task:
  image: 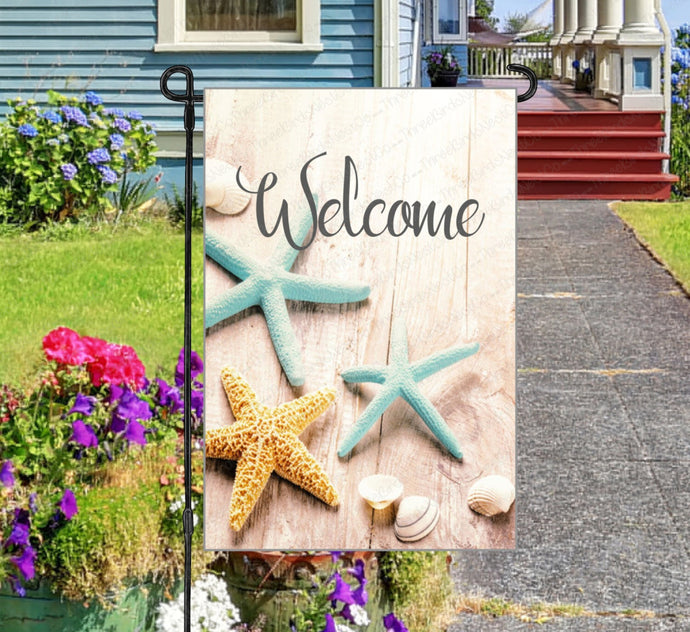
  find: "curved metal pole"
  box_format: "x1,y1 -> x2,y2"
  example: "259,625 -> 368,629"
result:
160,65 -> 203,632
507,63 -> 539,102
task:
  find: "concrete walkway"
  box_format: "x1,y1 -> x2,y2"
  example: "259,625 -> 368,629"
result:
449,200 -> 690,630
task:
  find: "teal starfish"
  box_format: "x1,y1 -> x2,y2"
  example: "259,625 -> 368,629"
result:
206,210 -> 370,386
338,318 -> 479,459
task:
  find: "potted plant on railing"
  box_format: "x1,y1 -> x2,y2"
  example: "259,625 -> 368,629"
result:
424,46 -> 463,87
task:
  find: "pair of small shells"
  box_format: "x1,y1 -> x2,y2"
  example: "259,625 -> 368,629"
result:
205,158 -> 251,215
358,475 -> 439,543
467,475 -> 515,517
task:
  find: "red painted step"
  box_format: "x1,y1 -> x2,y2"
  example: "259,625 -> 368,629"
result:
518,110 -> 663,131
518,151 -> 668,174
517,110 -> 676,200
518,129 -> 664,153
518,172 -> 677,200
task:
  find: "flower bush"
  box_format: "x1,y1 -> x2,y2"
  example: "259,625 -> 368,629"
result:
0,91 -> 157,227
670,24 -> 690,197
291,552 -> 408,632
155,572 -> 241,632
0,327 -> 203,598
423,46 -> 462,83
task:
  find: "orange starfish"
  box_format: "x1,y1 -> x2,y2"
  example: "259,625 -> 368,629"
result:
206,367 -> 339,531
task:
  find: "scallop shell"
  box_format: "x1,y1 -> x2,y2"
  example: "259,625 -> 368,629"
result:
394,496 -> 439,542
467,475 -> 515,517
205,158 -> 251,215
358,474 -> 403,510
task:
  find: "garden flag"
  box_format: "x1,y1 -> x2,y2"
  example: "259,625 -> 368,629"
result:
203,89 -> 516,550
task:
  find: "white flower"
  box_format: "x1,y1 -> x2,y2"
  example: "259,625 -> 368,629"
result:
348,604 -> 370,626
155,573 -> 241,632
335,624 -> 357,632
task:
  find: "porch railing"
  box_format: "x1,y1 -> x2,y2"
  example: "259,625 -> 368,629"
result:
468,43 -> 552,79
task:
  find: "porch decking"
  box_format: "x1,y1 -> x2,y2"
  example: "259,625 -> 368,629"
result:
465,78 -> 618,111
462,79 -> 676,200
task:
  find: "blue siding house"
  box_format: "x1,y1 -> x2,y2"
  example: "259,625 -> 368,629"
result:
0,0 -> 469,185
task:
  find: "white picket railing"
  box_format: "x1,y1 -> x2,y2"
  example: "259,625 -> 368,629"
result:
468,43 -> 552,79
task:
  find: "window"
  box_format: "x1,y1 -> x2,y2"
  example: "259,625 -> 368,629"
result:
156,0 -> 322,52
633,58 -> 652,91
427,0 -> 467,44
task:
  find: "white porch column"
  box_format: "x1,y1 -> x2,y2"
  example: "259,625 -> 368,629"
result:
550,0 -> 565,79
561,0 -> 577,43
560,0 -> 578,82
573,0 -> 596,43
592,0 -> 622,43
618,0 -> 662,42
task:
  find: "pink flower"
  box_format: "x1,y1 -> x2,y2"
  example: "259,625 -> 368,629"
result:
42,327 -> 89,366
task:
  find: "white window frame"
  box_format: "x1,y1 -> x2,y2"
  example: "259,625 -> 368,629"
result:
155,0 -> 323,52
427,0 -> 467,44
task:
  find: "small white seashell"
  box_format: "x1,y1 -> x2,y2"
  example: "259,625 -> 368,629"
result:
205,158 -> 251,215
394,496 -> 439,542
467,475 -> 515,517
358,474 -> 403,510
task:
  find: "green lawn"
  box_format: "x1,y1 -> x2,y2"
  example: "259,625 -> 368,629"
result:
612,201 -> 690,293
0,222 -> 203,385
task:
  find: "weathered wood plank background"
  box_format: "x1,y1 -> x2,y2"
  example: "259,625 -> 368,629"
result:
204,89 -> 516,550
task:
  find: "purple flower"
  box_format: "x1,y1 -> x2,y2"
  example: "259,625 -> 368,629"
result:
190,389 -> 204,419
58,489 -> 78,520
155,378 -> 183,413
352,583 -> 368,606
97,165 -> 118,185
104,107 -> 125,117
14,508 -> 30,526
68,393 -> 96,416
175,349 -> 204,387
383,613 -> 409,632
124,420 -> 147,445
0,460 -> 15,488
8,575 -> 26,597
61,105 -> 89,127
87,148 -> 110,164
18,124 -> 38,137
322,613 -> 337,632
60,163 -> 78,181
6,522 -> 30,548
112,117 -> 131,133
11,546 -> 37,580
84,91 -> 103,106
97,165 -> 118,184
71,420 -> 99,448
109,133 -> 125,150
331,551 -> 343,563
29,493 -> 38,513
114,388 -> 152,422
128,110 -> 143,120
348,559 -> 366,585
328,572 -> 355,605
41,110 -> 62,124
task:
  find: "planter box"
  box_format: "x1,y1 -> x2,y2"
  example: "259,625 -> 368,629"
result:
0,581 -> 170,632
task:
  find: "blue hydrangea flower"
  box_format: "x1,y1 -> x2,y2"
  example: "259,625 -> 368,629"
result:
87,148 -> 111,164
84,91 -> 103,106
97,165 -> 118,184
104,107 -> 125,117
17,124 -> 38,137
46,138 -> 60,146
109,133 -> 125,150
41,110 -> 62,124
112,117 -> 131,133
128,110 -> 143,120
60,105 -> 89,127
60,163 -> 78,181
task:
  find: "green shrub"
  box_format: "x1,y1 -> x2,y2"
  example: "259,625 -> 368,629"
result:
671,25 -> 690,198
165,182 -> 203,228
0,91 -> 156,228
379,551 -> 456,632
